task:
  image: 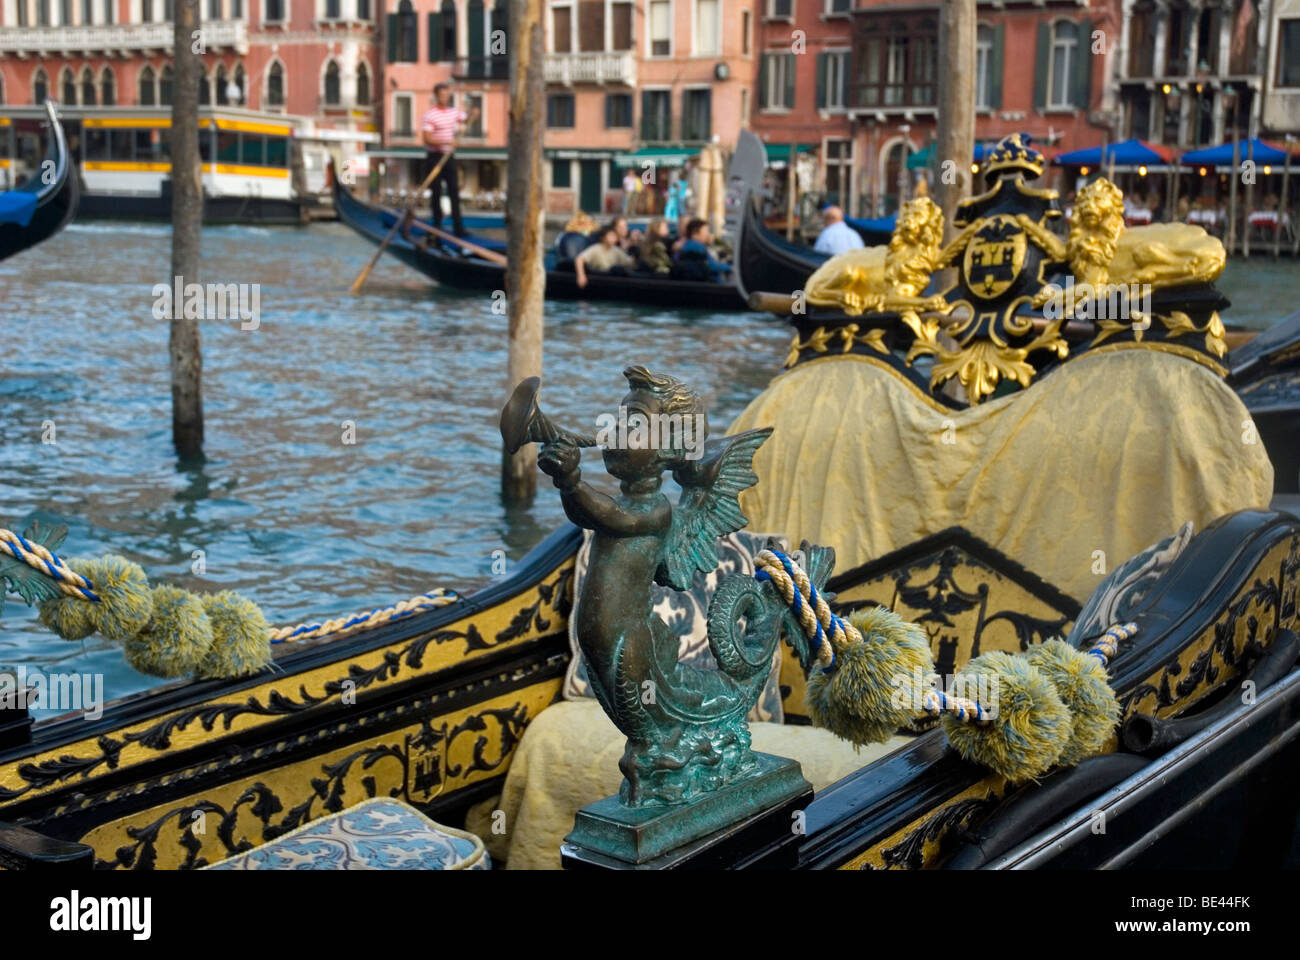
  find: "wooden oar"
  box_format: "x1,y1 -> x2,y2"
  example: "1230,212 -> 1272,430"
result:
350,144 -> 457,294
403,214 -> 508,266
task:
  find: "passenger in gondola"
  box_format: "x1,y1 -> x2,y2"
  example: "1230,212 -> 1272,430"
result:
813,205 -> 865,255
575,225 -> 636,288
671,216 -> 692,255
637,219 -> 673,276
673,218 -> 731,282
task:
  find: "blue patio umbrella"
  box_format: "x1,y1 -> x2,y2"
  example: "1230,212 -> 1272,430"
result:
1053,138 -> 1173,167
1179,138 -> 1295,167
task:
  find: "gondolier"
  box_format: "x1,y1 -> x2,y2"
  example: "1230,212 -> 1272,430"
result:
421,82 -> 480,237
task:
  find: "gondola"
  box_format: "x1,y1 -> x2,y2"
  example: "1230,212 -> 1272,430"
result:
2,134 -> 1298,873
333,168 -> 747,311
0,101 -> 78,262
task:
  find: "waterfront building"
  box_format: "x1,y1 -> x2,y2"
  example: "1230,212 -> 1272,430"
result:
0,0 -> 379,207
371,0 -> 509,205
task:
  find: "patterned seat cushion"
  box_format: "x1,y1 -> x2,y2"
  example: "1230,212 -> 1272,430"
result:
563,529 -> 788,724
206,797 -> 489,870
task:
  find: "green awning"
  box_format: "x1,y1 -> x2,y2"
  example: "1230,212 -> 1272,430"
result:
905,143 -> 934,170
367,145 -> 425,158
612,147 -> 697,169
764,143 -> 814,164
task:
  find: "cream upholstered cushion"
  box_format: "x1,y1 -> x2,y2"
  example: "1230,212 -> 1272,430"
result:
464,699 -> 910,870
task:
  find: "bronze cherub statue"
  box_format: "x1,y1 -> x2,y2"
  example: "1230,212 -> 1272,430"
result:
502,366 -> 832,807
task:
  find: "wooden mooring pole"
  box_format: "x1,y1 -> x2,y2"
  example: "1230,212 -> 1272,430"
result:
170,0 -> 204,462
934,0 -> 975,277
502,0 -> 545,502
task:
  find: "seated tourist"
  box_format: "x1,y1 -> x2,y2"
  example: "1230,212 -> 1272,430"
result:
575,226 -> 636,288
637,219 -> 673,276
813,205 -> 865,255
673,218 -> 731,282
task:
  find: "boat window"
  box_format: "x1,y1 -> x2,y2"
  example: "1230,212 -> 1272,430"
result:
265,136 -> 288,166
134,128 -> 168,161
84,127 -> 109,161
216,130 -> 239,163
240,134 -> 265,165
199,129 -> 213,163
109,129 -> 134,161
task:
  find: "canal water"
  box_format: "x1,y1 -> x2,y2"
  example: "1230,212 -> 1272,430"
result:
0,220 -> 791,712
0,220 -> 1296,714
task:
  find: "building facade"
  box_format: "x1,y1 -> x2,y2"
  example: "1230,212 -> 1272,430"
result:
0,0 -> 379,140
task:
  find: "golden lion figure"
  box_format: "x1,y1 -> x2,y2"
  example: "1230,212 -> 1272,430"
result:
805,196 -> 952,318
1023,177 -> 1225,313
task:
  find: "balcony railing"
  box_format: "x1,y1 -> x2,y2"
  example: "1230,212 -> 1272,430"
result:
544,51 -> 636,86
0,20 -> 248,56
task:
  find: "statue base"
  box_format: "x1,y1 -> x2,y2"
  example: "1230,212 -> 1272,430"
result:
561,752 -> 812,869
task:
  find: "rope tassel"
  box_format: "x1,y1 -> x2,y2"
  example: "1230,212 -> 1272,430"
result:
4,527 -> 460,682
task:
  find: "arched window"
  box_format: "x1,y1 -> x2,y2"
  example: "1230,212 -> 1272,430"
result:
33,68 -> 49,104
81,67 -> 96,105
396,0 -> 417,61
199,70 -> 211,104
0,75 -> 6,106
102,0 -> 112,22
323,59 -> 340,105
159,64 -> 174,104
215,63 -> 229,104
59,0 -> 71,25
82,0 -> 93,24
264,0 -> 282,21
207,0 -> 220,18
356,0 -> 368,18
100,66 -> 115,105
142,0 -> 152,20
60,67 -> 76,104
233,63 -> 245,104
138,64 -> 156,105
1048,20 -> 1079,109
266,60 -> 284,106
36,0 -> 50,25
325,0 -> 339,17
355,61 -> 369,105
164,0 -> 173,18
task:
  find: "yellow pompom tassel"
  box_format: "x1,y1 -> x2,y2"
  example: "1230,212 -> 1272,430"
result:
81,555 -> 153,643
124,584 -> 214,679
942,651 -> 1073,783
1026,638 -> 1120,766
37,558 -> 99,640
196,591 -> 272,679
805,606 -> 935,745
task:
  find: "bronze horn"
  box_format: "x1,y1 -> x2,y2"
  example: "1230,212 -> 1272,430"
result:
500,377 -> 598,456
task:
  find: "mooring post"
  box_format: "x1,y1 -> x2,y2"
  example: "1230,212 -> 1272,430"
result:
502,0 -> 545,503
934,0 -> 975,285
170,0 -> 204,462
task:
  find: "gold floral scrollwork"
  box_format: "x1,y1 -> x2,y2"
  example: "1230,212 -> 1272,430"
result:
785,323 -> 890,368
1161,310 -> 1227,358
918,319 -> 1069,403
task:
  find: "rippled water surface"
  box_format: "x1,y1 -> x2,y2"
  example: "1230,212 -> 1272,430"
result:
1,221 -> 1297,712
0,220 -> 790,710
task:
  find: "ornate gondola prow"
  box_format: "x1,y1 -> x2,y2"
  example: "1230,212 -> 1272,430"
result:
788,133 -> 1231,404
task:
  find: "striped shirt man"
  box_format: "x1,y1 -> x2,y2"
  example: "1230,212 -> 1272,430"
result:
421,105 -> 465,150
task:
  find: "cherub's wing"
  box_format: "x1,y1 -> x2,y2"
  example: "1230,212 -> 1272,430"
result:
655,428 -> 773,591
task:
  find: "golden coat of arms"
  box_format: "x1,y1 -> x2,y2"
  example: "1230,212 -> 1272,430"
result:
962,214 -> 1028,301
